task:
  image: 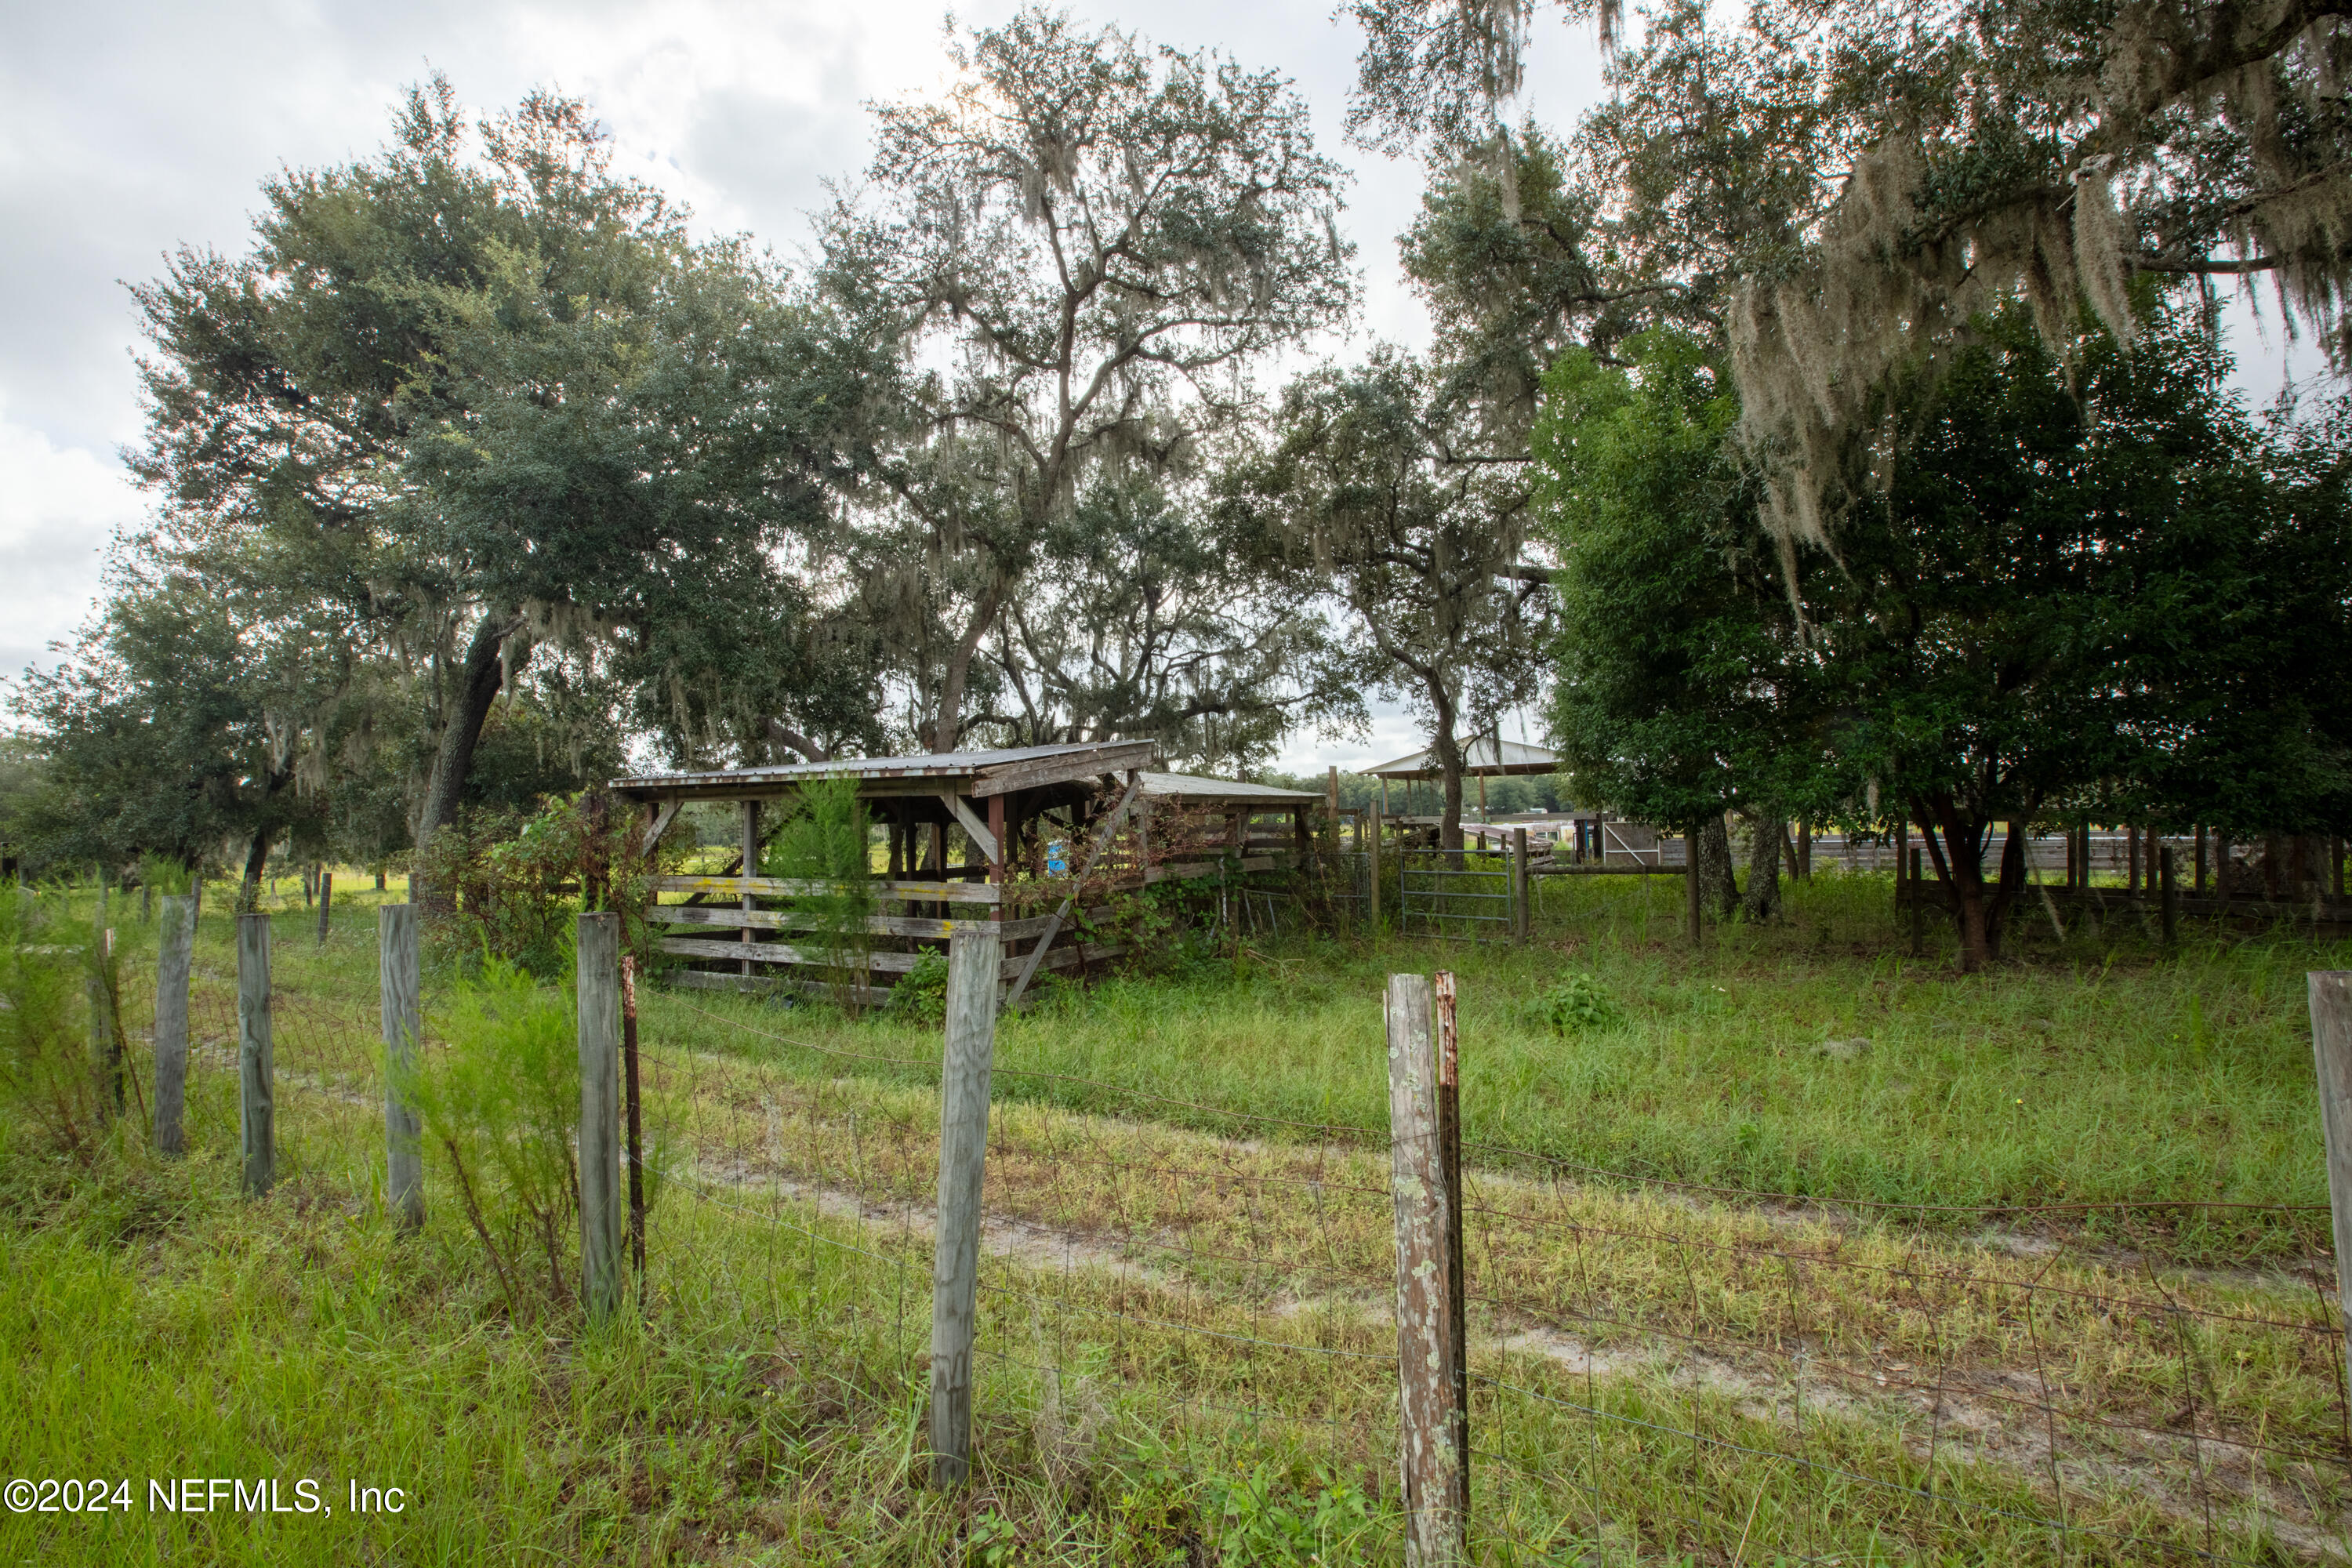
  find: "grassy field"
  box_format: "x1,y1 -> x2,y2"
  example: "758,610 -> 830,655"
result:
0,868 -> 2346,1563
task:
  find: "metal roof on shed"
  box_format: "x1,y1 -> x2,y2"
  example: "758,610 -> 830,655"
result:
1361,737 -> 1560,779
1136,771 -> 1319,804
612,739 -> 1156,800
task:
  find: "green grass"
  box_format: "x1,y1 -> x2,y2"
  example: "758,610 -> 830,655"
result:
657,869 -> 2346,1264
2,868 -> 2346,1563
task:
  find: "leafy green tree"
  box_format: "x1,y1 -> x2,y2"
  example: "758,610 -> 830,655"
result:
975,476 -> 1361,775
820,6 -> 1357,753
1351,0 -> 2352,546
12,531 -> 372,898
1534,331 -> 1827,918
128,80 -> 865,868
1538,302 -> 2352,967
1226,349 -> 1553,850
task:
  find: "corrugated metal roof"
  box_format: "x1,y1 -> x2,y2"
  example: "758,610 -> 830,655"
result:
1362,737 -> 1561,779
1137,771 -> 1319,804
613,740 -> 1149,794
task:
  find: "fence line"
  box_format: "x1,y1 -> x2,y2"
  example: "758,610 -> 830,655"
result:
114,902 -> 2352,1562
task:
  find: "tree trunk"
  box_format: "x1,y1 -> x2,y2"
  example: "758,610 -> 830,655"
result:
416,610 -> 521,869
930,583 -> 1004,753
1697,815 -> 1737,917
1916,798 -> 2029,972
1434,739 -> 1467,855
1740,815 -> 1785,921
237,826 -> 271,914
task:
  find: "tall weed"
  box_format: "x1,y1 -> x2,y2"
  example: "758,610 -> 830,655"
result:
0,888 -> 114,1163
398,960 -> 585,1316
762,777 -> 873,1000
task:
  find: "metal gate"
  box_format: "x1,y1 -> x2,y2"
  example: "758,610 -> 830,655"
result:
1399,855 -> 1514,939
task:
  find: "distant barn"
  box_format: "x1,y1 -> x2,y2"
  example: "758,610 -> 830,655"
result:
612,742 -> 1322,1004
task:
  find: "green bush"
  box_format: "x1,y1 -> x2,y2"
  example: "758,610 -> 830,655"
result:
397,960 -> 618,1316
416,791 -> 673,977
0,888 -> 116,1163
882,949 -> 950,1022
762,777 -> 873,1001
1534,971 -> 1625,1033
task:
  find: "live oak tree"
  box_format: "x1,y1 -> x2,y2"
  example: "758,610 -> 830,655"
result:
820,6 -> 1358,753
976,475 -> 1361,775
1225,349 -> 1554,850
1350,0 -> 2352,547
13,529 -> 374,901
129,82 -> 862,873
1534,331 -> 1828,924
1540,299 -> 2352,967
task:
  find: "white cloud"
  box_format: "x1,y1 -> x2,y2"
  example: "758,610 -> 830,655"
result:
0,401 -> 140,677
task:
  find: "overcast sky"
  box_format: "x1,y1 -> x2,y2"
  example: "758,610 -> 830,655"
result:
0,1 -> 2326,775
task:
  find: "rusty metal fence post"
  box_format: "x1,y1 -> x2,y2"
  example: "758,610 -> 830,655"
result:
237,912 -> 274,1196
1388,971 -> 1468,1565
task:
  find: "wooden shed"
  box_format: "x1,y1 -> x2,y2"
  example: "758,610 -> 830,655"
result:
612,743 -> 1322,1003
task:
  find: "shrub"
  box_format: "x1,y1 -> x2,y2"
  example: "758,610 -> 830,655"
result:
0,888 -> 115,1163
761,777 -> 873,1002
397,960 -> 601,1316
882,949 -> 950,1023
416,790 -> 673,976
1534,971 -> 1625,1033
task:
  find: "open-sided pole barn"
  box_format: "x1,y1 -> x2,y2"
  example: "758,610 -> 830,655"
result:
612,742 -> 1321,1003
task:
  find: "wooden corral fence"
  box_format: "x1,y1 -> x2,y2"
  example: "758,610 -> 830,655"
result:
612,743 -> 1327,1006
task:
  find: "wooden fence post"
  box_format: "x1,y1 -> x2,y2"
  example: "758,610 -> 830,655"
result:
316,871 -> 332,945
1388,971 -> 1468,1566
379,904 -> 424,1231
931,924 -> 1002,1487
623,954 -> 645,1286
2308,972 -> 2352,1400
1910,848 -> 1926,957
153,895 -> 195,1156
1511,828 -> 1530,943
1367,808 -> 1385,936
238,912 -> 274,1196
578,912 -> 623,1323
1686,828 -> 1703,944
90,927 -> 121,1121
2161,845 -> 2179,949
1432,972 -> 1469,1494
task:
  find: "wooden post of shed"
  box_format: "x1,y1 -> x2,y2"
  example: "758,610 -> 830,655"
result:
238,911 -> 274,1196
1367,807 -> 1384,935
380,903 -> 424,1231
577,912 -> 623,1323
153,894 -> 195,1156
930,925 -> 1001,1487
1387,971 -> 1468,1566
2307,971 -> 2352,1404
739,800 -> 760,981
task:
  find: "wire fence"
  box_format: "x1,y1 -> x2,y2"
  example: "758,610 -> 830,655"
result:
634,989 -> 2352,1564
99,904 -> 2352,1563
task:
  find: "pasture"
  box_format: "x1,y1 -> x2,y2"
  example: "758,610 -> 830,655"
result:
2,869 -> 2347,1564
